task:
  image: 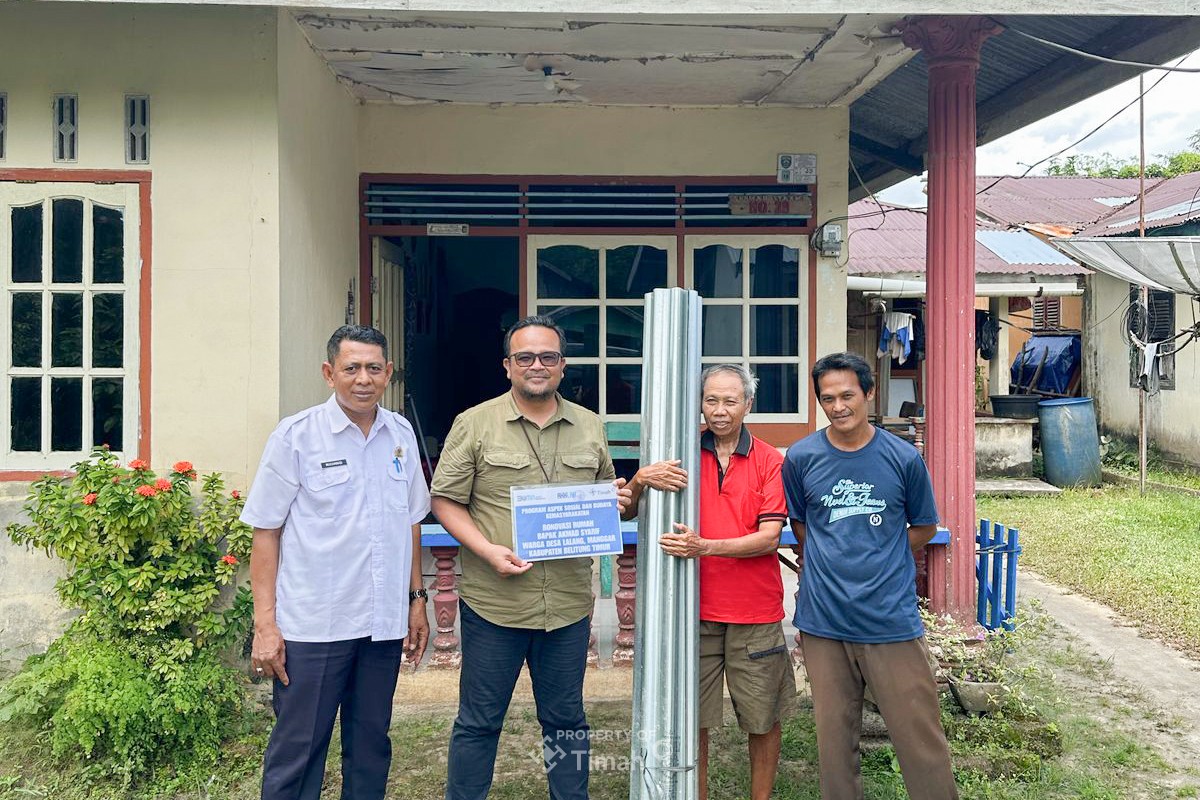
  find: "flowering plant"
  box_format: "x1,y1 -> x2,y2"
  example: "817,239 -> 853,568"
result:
6,448 -> 252,672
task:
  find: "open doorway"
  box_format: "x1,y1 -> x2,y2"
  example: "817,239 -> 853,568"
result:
377,236 -> 519,462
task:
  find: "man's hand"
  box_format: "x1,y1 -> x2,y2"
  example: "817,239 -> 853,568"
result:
614,477 -> 633,515
488,543 -> 532,577
405,600 -> 430,665
251,621 -> 289,686
634,460 -> 688,493
659,523 -> 710,559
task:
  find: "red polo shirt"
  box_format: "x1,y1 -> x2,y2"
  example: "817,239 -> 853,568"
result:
698,427 -> 788,623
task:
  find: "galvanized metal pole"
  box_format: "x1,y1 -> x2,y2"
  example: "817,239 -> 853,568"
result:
630,287 -> 701,800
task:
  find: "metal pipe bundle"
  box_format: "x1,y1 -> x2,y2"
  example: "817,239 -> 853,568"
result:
630,287 -> 701,800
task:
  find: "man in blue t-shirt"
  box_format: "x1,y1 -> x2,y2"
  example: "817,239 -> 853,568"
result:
782,352 -> 957,800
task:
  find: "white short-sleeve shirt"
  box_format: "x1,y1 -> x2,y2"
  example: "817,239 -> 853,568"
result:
241,394 -> 432,642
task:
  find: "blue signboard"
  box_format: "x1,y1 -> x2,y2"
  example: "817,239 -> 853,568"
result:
510,482 -> 623,562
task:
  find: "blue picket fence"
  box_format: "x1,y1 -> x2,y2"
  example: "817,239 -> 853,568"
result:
977,519 -> 1021,631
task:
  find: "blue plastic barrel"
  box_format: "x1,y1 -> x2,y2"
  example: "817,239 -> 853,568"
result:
1038,398 -> 1102,488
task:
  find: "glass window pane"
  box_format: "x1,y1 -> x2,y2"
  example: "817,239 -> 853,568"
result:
11,377 -> 42,451
559,364 -> 599,414
51,292 -> 84,367
11,204 -> 44,283
750,245 -> 799,298
752,363 -> 799,414
12,293 -> 42,367
750,305 -> 798,357
702,305 -> 742,357
93,378 -> 123,450
93,205 -> 124,283
693,245 -> 742,298
538,305 -> 598,358
92,293 -> 124,368
51,377 -> 83,451
52,198 -> 84,283
606,365 -> 642,415
607,245 -> 668,299
537,245 -> 599,299
607,305 -> 644,357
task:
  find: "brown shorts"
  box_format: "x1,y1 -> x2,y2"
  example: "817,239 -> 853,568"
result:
699,620 -> 798,734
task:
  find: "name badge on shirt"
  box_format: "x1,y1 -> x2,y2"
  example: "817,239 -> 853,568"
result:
321,459 -> 348,469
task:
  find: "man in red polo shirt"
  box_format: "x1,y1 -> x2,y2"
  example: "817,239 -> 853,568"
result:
626,364 -> 796,800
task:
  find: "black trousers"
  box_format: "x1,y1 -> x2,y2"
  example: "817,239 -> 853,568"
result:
261,637 -> 404,800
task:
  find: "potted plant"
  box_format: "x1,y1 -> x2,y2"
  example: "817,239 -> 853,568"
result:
921,605 -> 1020,714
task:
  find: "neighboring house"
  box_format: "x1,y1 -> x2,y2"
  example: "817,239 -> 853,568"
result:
1071,172 -> 1200,467
844,199 -> 1088,414
2,3 -> 1199,652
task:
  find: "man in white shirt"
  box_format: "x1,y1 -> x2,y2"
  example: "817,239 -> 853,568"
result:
241,325 -> 431,800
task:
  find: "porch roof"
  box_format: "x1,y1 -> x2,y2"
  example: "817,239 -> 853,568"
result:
277,11 -> 1200,196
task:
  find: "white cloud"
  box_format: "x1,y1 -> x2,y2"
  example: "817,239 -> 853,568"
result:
876,49 -> 1200,208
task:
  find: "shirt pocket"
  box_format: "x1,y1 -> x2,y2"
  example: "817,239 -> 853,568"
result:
479,450 -> 537,492
558,452 -> 600,483
739,486 -> 767,532
385,462 -> 411,516
302,465 -> 353,517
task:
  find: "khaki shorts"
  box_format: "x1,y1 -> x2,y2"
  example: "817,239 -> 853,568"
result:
699,620 -> 798,734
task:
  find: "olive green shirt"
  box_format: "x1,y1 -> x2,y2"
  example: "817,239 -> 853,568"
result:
430,392 -> 616,630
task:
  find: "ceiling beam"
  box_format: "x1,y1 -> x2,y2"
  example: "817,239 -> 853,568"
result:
849,131 -> 924,175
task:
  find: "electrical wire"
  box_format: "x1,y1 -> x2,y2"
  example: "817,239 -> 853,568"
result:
991,21 -> 1200,74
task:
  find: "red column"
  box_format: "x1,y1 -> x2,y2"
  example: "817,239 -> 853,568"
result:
611,544 -> 638,667
899,16 -> 1000,624
429,546 -> 462,669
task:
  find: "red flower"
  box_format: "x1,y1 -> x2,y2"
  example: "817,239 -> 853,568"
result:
231,490 -> 241,500
129,459 -> 149,471
154,478 -> 172,492
172,461 -> 193,473
82,493 -> 98,505
221,554 -> 239,566
135,485 -> 157,497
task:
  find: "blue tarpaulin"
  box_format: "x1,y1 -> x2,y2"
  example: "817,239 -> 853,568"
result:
1010,334 -> 1080,395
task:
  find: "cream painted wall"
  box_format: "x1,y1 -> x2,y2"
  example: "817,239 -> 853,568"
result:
0,3 -> 281,486
1085,272 -> 1200,467
276,13 -> 362,416
360,103 -> 850,364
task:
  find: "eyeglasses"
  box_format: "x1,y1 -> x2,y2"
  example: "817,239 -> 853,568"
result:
509,351 -> 563,367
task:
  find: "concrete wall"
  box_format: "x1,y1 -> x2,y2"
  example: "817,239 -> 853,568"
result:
276,13 -> 362,415
360,104 -> 850,362
1085,272 -> 1200,467
0,2 -> 283,486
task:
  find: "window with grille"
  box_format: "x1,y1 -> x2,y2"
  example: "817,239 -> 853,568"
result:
52,94 -> 78,162
3,182 -> 140,468
125,95 -> 149,164
1127,284 -> 1175,391
1032,296 -> 1061,330
687,237 -> 808,419
528,236 -> 677,417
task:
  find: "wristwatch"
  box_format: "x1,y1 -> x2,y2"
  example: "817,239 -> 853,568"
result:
409,588 -> 429,603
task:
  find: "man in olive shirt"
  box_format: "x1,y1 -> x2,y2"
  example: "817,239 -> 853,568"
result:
431,315 -> 630,800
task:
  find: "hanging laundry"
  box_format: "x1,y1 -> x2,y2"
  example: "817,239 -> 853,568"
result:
878,311 -> 916,365
975,310 -> 1000,361
1136,340 -> 1168,394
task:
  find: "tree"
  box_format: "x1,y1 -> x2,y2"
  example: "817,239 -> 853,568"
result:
1044,129 -> 1200,178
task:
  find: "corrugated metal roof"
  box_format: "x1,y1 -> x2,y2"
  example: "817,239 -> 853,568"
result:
1076,171 -> 1200,237
846,199 -> 1088,277
974,176 -> 1154,232
975,231 -> 1076,266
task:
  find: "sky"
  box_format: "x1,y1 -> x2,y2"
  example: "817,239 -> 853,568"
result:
876,49 -> 1200,208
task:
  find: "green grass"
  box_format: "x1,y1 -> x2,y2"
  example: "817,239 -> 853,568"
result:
978,486 -> 1200,656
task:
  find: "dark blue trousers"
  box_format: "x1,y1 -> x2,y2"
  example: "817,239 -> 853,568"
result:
261,637 -> 404,800
445,602 -> 591,800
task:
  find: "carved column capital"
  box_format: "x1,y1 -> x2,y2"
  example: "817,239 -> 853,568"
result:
898,16 -> 1002,67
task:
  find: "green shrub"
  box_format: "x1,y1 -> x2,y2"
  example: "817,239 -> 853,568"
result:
1,449 -> 253,785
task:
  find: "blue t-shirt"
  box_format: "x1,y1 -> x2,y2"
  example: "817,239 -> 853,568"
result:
782,427 -> 939,644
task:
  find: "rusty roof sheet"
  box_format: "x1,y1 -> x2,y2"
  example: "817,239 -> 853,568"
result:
847,199 -> 1089,277
974,175 -> 1154,232
1076,171 -> 1200,237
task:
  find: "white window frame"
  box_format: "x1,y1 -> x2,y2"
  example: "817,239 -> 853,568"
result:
527,235 -> 678,421
684,235 -> 809,423
1,182 -> 140,470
